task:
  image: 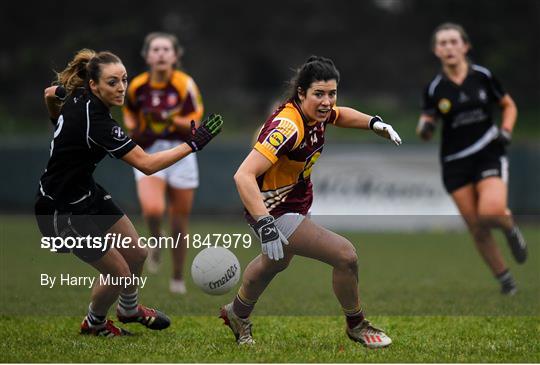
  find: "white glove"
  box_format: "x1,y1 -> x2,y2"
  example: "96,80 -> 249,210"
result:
252,215 -> 289,260
369,116 -> 402,146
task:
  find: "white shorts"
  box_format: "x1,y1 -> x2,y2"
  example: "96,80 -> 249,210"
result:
274,213 -> 306,239
133,139 -> 199,189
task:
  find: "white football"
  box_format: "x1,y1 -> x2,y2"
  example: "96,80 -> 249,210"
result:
191,247 -> 241,295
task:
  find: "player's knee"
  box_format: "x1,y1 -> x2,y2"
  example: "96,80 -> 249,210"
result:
478,205 -> 506,218
142,204 -> 165,218
478,197 -> 506,218
477,205 -> 506,230
272,260 -> 291,274
261,259 -> 290,277
110,260 -> 132,280
335,244 -> 358,272
470,225 -> 490,243
131,245 -> 148,266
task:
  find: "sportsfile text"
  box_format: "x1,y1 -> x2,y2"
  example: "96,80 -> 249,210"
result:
40,233 -> 184,252
40,233 -> 253,252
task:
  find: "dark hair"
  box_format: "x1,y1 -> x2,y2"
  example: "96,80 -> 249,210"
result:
55,49 -> 122,95
286,56 -> 340,102
431,22 -> 472,50
141,32 -> 183,68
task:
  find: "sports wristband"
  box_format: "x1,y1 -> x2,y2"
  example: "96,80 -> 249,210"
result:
369,115 -> 383,130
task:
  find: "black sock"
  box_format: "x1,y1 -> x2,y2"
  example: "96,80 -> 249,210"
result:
504,226 -> 516,237
345,308 -> 365,329
233,295 -> 255,319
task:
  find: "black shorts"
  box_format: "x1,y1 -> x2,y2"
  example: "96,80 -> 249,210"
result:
442,148 -> 508,193
34,185 -> 124,263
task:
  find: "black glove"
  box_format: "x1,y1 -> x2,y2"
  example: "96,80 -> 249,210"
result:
497,128 -> 512,146
252,215 -> 288,261
417,119 -> 436,140
186,114 -> 223,151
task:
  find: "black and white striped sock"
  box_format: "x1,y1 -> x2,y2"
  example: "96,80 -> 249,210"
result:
118,290 -> 139,316
86,304 -> 106,328
496,269 -> 516,288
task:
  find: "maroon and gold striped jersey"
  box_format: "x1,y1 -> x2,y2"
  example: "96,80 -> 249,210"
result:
252,99 -> 339,218
123,70 -> 203,148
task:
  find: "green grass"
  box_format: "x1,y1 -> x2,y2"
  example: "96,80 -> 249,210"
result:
1,316 -> 538,363
1,215 -> 539,362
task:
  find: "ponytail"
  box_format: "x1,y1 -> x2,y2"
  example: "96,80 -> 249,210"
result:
55,49 -> 96,95
54,49 -> 122,95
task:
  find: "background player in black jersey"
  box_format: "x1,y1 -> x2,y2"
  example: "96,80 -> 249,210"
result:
36,49 -> 222,336
417,23 -> 527,295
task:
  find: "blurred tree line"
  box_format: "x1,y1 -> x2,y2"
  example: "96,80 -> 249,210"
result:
1,0 -> 538,137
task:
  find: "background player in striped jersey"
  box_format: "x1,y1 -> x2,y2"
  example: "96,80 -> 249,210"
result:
123,33 -> 204,294
417,23 -> 527,295
220,56 -> 401,349
36,49 -> 222,336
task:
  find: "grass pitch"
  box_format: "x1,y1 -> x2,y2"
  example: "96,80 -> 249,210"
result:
0,215 -> 538,362
1,316 -> 538,363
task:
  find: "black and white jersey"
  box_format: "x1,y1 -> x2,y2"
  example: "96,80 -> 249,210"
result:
38,88 -> 136,211
422,64 -> 506,162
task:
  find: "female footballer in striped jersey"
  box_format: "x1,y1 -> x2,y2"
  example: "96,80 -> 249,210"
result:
417,23 -> 527,295
220,56 -> 402,349
35,49 -> 221,336
123,33 -> 204,294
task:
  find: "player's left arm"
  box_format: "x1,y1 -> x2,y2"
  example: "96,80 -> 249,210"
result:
487,70 -> 517,144
335,107 -> 402,145
499,94 -> 518,134
334,107 -> 371,129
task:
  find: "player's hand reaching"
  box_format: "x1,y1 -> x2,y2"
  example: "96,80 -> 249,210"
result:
252,215 -> 288,261
186,113 -> 223,151
369,116 -> 402,146
417,119 -> 436,141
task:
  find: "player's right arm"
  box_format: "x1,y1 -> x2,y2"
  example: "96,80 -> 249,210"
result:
418,82 -> 438,141
234,149 -> 273,218
234,149 -> 289,261
236,116 -> 300,261
236,115 -> 300,217
44,85 -> 65,120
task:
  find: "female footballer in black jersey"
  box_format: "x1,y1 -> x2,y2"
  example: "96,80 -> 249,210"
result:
35,49 -> 222,336
417,23 -> 527,295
